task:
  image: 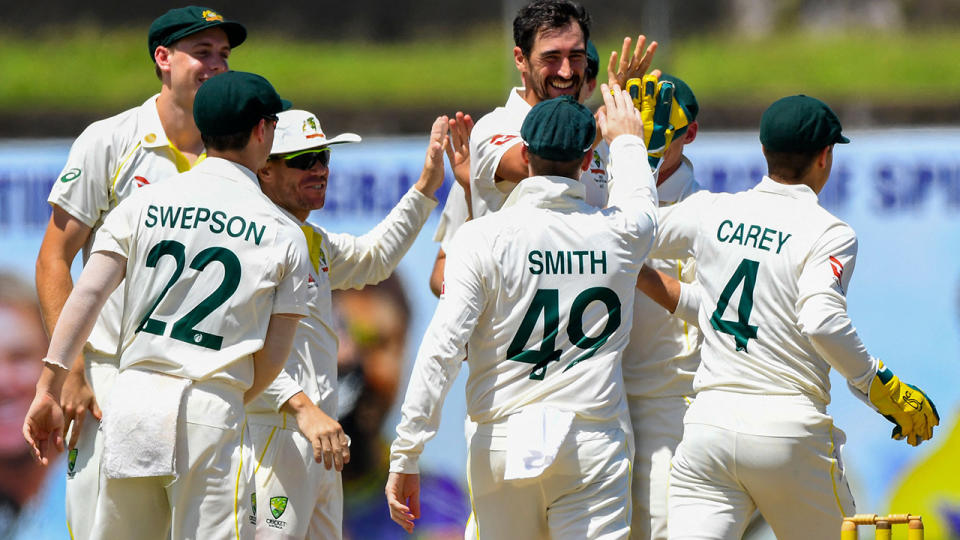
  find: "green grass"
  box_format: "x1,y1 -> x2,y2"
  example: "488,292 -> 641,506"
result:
3,26 -> 960,113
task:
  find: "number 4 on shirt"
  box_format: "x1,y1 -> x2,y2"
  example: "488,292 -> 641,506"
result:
710,258 -> 760,352
507,287 -> 621,380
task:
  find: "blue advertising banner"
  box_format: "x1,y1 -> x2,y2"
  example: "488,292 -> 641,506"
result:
1,130 -> 958,537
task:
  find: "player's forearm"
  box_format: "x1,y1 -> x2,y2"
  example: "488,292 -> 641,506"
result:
328,189 -> 436,289
45,252 -> 125,371
635,265 -> 681,313
798,294 -> 876,391
246,314 -> 301,404
35,248 -> 76,338
429,250 -> 446,298
606,134 -> 658,213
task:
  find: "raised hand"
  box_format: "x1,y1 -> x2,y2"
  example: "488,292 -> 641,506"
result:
597,84 -> 644,145
607,34 -> 658,89
414,116 -> 451,200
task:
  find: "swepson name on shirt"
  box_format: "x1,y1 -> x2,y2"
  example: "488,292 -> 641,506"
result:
144,205 -> 266,245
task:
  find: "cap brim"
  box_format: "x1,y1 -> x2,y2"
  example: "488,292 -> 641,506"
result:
280,98 -> 293,111
324,133 -> 362,145
837,134 -> 850,144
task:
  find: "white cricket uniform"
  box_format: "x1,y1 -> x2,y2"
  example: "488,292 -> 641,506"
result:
46,94 -> 204,540
86,157 -> 311,540
391,134 -> 657,540
650,176 -> 880,540
242,188 -> 436,539
434,88 -> 610,249
623,157 -> 702,540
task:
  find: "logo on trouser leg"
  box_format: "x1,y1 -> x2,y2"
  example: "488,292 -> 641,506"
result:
249,493 -> 257,525
267,496 -> 289,529
67,449 -> 79,478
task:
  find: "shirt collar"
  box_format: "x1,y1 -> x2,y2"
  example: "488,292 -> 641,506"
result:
753,175 -> 820,202
137,94 -> 171,149
657,156 -> 697,205
507,87 -> 533,114
501,175 -> 586,210
193,157 -> 262,192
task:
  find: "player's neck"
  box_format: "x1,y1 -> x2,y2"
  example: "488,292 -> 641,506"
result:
156,88 -> 204,158
657,159 -> 682,186
209,147 -> 268,176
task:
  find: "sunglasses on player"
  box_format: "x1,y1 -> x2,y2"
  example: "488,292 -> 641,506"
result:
274,149 -> 331,170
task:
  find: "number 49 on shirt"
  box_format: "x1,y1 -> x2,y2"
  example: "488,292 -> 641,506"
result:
507,287 -> 621,380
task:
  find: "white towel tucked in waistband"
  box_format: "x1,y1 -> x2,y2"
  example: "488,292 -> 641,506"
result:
504,405 -> 575,480
102,369 -> 189,479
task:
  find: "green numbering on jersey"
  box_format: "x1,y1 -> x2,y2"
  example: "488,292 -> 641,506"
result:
137,240 -> 241,351
710,258 -> 759,352
507,287 -> 621,380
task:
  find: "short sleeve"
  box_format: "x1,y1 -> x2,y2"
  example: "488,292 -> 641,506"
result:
91,196 -> 137,258
48,122 -> 116,227
468,114 -> 523,218
272,230 -> 311,317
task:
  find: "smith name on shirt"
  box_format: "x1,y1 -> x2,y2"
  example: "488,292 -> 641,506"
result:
144,205 -> 266,245
528,250 -> 608,275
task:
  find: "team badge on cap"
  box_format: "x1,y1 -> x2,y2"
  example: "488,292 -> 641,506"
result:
201,9 -> 223,22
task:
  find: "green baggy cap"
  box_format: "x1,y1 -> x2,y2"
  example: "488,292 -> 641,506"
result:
148,6 -> 246,59
760,95 -> 850,152
521,96 -> 596,162
193,71 -> 291,136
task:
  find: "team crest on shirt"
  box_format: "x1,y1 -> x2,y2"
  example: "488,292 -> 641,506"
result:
67,448 -> 79,477
302,117 -> 324,139
317,246 -> 329,273
266,496 -> 289,529
829,256 -> 845,293
201,10 -> 223,22
589,150 -> 606,175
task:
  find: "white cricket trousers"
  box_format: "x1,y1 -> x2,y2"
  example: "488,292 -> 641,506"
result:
627,395 -> 691,540
65,355 -> 117,540
667,392 -> 856,540
467,417 -> 632,540
88,383 -> 253,540
244,414 -> 343,540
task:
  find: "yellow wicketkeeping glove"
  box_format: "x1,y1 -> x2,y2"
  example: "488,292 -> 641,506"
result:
625,75 -> 691,171
868,360 -> 940,446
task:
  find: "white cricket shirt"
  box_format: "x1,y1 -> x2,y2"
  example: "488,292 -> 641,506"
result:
391,134 -> 657,473
48,94 -> 204,360
650,176 -> 877,418
249,188 -> 437,417
92,158 -> 311,391
433,88 -> 610,250
623,157 -> 702,397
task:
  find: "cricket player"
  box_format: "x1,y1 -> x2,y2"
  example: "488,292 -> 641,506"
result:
387,88 -> 657,539
623,73 -> 702,540
243,109 -> 450,539
33,7 -> 245,538
636,95 -> 940,539
428,0 -> 657,296
24,71 -> 309,540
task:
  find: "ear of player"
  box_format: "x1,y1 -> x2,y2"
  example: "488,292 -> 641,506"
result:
868,360 -> 940,446
625,74 -> 691,171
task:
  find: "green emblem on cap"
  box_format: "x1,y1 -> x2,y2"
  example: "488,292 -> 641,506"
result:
270,496 -> 288,519
67,448 -> 78,474
251,493 -> 256,516
60,168 -> 81,183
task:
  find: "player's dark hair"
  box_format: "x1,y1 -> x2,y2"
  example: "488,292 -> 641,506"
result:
201,128 -> 253,152
762,147 -> 822,182
528,151 -> 588,179
513,0 -> 590,58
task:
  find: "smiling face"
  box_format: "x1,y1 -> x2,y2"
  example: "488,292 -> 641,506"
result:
258,150 -> 330,221
157,27 -> 231,100
516,21 -> 587,104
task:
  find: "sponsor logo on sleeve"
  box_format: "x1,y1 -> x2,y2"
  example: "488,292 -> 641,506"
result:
829,255 -> 845,293
60,168 -> 81,183
490,134 -> 518,146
